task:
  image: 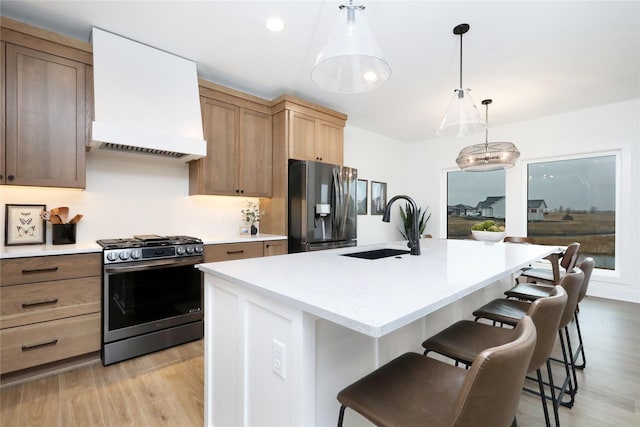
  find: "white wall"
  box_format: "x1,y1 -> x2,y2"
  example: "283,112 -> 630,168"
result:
0,150 -> 257,245
343,125 -> 410,246
406,98 -> 640,303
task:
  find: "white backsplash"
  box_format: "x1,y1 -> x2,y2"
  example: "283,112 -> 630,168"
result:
0,149 -> 257,245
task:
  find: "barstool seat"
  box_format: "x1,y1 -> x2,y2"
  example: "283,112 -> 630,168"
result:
336,317 -> 537,427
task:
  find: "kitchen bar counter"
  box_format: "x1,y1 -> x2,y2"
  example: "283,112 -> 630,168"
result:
198,238 -> 559,426
0,233 -> 286,259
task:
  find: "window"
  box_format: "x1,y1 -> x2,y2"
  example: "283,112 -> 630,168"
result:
527,155 -> 616,270
447,169 -> 506,239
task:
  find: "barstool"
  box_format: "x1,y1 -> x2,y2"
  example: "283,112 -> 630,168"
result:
517,242 -> 580,285
422,287 -> 567,427
473,269 -> 584,409
505,258 -> 595,370
336,317 -> 537,427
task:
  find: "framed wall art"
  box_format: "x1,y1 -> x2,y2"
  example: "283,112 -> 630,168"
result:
4,204 -> 47,246
370,181 -> 387,215
357,179 -> 368,215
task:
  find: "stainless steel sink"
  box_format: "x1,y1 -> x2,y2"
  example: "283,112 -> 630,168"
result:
341,248 -> 410,260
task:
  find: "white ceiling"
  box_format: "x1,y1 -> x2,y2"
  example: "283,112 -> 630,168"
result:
2,1 -> 639,142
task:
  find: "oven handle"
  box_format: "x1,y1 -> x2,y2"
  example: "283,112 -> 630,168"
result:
105,257 -> 202,274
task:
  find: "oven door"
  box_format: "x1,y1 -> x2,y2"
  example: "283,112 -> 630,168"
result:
103,257 -> 203,344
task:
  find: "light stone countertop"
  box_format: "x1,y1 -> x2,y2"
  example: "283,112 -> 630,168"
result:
198,238 -> 559,337
0,233 -> 287,259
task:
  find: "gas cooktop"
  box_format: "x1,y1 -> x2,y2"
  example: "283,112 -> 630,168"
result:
97,235 -> 202,249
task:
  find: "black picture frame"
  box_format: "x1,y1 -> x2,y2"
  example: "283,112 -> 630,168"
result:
357,179 -> 368,215
4,204 -> 47,246
370,181 -> 387,215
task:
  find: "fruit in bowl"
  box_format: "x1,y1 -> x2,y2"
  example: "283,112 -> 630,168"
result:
471,220 -> 506,242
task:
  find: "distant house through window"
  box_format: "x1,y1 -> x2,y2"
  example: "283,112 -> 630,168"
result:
527,154 -> 617,270
447,169 -> 506,239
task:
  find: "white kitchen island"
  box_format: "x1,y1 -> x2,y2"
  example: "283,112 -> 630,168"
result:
198,238 -> 558,427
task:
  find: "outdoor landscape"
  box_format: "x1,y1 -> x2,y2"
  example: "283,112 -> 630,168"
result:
448,210 -> 615,269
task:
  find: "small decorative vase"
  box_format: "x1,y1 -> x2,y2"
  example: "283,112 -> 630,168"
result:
250,224 -> 258,235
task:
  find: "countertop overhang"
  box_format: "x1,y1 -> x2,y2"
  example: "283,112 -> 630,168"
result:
198,238 -> 560,337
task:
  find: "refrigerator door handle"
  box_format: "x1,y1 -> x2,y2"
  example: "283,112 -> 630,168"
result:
332,168 -> 343,237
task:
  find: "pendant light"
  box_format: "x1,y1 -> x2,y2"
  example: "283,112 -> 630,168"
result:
456,99 -> 520,171
437,23 -> 485,137
312,0 -> 390,93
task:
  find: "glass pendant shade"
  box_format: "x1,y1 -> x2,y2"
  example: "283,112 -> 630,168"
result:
456,99 -> 520,171
312,2 -> 390,93
436,88 -> 485,137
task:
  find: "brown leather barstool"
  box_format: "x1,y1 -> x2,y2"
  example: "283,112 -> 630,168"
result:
504,258 -> 595,370
473,269 -> 584,409
336,316 -> 537,427
517,242 -> 580,285
422,287 -> 567,427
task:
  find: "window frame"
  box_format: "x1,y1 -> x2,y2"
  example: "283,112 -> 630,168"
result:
522,150 -> 621,274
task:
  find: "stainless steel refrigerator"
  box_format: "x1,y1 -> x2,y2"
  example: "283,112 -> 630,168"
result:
288,160 -> 357,253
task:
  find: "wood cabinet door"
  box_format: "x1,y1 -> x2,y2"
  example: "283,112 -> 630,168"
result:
239,109 -> 272,197
195,97 -> 238,195
288,111 -> 317,161
4,44 -> 86,188
317,120 -> 344,165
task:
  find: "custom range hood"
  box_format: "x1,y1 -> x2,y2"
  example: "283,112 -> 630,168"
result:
90,28 -> 206,162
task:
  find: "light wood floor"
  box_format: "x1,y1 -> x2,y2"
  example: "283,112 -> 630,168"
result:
1,297 -> 638,426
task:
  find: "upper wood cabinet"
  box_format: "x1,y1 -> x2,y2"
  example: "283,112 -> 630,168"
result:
288,111 -> 344,165
190,81 -> 272,197
259,96 -> 346,236
1,18 -> 92,189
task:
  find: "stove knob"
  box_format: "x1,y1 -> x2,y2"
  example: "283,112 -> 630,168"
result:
130,249 -> 141,259
176,246 -> 186,255
119,251 -> 130,260
106,252 -> 118,262
195,245 -> 203,253
186,246 -> 195,254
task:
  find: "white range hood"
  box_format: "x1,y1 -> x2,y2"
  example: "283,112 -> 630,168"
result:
90,28 -> 206,162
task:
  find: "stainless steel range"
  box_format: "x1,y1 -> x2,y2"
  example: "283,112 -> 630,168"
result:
97,235 -> 204,365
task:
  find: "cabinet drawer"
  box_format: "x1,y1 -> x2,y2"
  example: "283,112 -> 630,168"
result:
0,253 -> 101,286
1,276 -> 100,329
264,240 -> 288,256
0,312 -> 100,374
204,242 -> 264,262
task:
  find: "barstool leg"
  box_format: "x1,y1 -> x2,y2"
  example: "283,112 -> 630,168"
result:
573,310 -> 586,369
564,325 -> 579,394
337,405 -> 346,427
536,368 -> 552,427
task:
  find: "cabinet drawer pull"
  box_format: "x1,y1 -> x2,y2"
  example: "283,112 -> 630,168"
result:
21,267 -> 59,274
226,250 -> 245,255
22,298 -> 59,308
22,339 -> 59,351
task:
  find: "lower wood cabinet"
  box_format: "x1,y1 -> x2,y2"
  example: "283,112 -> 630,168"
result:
0,312 -> 100,374
0,253 -> 101,376
264,240 -> 287,256
204,239 -> 288,262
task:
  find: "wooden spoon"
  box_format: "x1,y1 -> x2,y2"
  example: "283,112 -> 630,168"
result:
49,214 -> 63,224
57,207 -> 70,223
69,214 -> 84,224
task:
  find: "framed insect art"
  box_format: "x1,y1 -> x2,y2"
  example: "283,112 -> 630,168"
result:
4,204 -> 47,246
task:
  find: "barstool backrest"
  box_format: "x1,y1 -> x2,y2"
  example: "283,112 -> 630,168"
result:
558,268 -> 585,328
525,286 -> 568,371
560,242 -> 581,271
451,316 -> 537,427
576,257 -> 596,303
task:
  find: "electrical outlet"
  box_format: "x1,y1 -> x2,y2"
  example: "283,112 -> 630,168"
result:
272,339 -> 286,379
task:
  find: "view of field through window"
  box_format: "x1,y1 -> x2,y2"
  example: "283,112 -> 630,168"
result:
446,155 -> 616,270
528,155 -> 616,270
447,169 -> 506,239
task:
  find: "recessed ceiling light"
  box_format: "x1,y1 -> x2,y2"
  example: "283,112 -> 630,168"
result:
266,17 -> 284,32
